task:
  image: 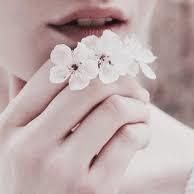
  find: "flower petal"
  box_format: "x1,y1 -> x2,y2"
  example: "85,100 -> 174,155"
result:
101,30 -> 121,46
81,35 -> 99,50
97,30 -> 123,54
69,72 -> 90,90
125,34 -> 142,52
49,65 -> 70,84
84,59 -> 99,79
140,63 -> 156,79
125,34 -> 157,64
73,42 -> 94,62
111,49 -> 133,76
99,64 -> 120,84
127,62 -> 140,77
139,49 -> 157,64
50,44 -> 73,66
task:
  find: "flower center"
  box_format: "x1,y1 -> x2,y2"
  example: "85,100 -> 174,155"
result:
71,64 -> 79,71
99,55 -> 106,61
98,54 -> 112,68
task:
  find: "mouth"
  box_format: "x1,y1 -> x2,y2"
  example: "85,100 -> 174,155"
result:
48,7 -> 129,44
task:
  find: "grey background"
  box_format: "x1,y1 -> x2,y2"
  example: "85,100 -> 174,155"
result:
150,0 -> 194,128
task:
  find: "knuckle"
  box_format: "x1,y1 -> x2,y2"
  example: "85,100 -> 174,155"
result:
131,101 -> 150,123
104,95 -> 150,123
129,79 -> 150,103
117,126 -> 136,146
118,123 -> 151,149
141,104 -> 150,122
88,79 -> 111,98
104,95 -> 125,116
120,77 -> 149,100
145,89 -> 150,101
141,88 -> 150,103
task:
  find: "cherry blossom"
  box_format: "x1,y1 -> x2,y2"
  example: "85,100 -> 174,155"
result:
50,43 -> 98,90
124,34 -> 157,79
50,30 -> 157,91
81,30 -> 130,84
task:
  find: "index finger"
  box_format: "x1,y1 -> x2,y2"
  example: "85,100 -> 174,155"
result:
0,60 -> 68,128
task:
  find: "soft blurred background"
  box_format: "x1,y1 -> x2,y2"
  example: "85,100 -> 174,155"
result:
148,0 -> 194,128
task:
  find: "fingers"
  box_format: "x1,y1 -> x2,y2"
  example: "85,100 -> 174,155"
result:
89,123 -> 150,191
8,75 -> 26,101
66,96 -> 149,163
0,60 -> 68,128
28,76 -> 149,142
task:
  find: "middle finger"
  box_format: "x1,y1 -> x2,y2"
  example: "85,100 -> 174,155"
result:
27,76 -> 149,143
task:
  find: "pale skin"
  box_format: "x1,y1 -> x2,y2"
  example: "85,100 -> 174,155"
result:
0,0 -> 194,194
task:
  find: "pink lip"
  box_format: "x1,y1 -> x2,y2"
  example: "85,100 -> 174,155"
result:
49,7 -> 128,26
48,6 -> 129,47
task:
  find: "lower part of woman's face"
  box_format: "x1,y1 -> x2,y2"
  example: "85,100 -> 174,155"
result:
0,0 -> 156,81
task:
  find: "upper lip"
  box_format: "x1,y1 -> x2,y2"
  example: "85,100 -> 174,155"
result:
49,6 -> 128,26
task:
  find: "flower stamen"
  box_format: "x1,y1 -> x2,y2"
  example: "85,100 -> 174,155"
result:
71,64 -> 79,71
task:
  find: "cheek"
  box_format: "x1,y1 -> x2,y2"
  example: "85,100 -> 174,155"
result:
132,0 -> 156,38
0,26 -> 54,81
0,1 -> 56,81
120,0 -> 147,32
137,0 -> 156,21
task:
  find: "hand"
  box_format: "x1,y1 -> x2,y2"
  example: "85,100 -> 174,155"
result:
0,60 -> 150,194
118,104 -> 194,194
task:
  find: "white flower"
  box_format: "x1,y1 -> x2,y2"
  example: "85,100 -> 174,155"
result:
82,30 -> 130,84
50,43 -> 98,90
124,34 -> 157,79
50,30 -> 157,91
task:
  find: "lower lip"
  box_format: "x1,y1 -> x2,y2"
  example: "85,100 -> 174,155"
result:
49,22 -> 128,46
